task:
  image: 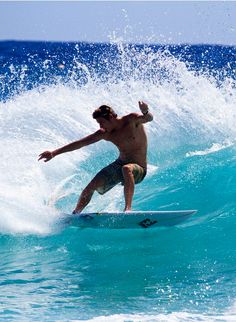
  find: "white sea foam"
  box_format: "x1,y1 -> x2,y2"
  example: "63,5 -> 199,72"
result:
186,140 -> 234,157
74,311 -> 236,322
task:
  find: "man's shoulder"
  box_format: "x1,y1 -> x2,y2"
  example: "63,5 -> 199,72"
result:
93,128 -> 108,139
123,113 -> 139,122
125,112 -> 139,118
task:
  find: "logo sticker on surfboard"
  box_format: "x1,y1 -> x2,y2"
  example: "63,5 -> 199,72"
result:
138,218 -> 157,228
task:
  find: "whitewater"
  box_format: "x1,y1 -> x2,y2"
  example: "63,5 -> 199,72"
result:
0,40 -> 236,321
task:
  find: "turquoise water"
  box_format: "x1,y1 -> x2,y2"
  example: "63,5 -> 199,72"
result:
0,41 -> 236,321
1,217 -> 236,321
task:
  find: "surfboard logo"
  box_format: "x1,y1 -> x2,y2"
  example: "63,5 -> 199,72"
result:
139,218 -> 157,228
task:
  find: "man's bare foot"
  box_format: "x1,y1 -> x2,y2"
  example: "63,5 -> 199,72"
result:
72,209 -> 80,215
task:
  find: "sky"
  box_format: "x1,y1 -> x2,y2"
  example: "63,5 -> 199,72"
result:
0,1 -> 236,45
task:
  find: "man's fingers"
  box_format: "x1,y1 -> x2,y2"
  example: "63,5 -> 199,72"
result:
38,156 -> 49,162
139,101 -> 146,106
38,152 -> 47,161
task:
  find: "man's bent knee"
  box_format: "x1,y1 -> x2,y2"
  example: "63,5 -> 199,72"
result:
122,164 -> 134,178
122,163 -> 146,184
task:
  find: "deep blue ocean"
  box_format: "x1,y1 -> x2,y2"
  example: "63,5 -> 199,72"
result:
0,40 -> 236,321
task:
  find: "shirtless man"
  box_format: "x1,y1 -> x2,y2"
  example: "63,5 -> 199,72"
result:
38,101 -> 153,213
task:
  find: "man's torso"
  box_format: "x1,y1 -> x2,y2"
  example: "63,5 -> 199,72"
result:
105,115 -> 147,168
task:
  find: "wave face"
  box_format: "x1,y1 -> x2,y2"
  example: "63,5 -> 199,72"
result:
0,41 -> 236,321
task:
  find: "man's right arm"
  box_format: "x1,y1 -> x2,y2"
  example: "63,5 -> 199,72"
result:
38,129 -> 105,162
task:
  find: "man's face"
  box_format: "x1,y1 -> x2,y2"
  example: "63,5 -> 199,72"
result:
96,116 -> 114,132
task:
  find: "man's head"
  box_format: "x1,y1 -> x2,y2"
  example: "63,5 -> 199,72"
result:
92,105 -> 117,121
93,105 -> 118,132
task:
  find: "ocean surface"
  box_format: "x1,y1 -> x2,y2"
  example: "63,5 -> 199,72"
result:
0,40 -> 236,321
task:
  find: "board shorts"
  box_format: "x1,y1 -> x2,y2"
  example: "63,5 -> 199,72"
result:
94,159 -> 147,195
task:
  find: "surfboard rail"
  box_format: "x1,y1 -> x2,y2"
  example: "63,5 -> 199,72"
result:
67,210 -> 197,229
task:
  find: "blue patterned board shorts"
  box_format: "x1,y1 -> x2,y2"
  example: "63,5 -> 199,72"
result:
94,159 -> 147,195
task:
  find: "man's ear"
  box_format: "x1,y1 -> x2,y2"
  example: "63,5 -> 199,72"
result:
108,113 -> 114,120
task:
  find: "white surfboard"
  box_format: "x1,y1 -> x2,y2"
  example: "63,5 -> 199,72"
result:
66,210 -> 197,229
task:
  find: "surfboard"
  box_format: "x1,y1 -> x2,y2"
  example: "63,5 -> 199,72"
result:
66,210 -> 197,229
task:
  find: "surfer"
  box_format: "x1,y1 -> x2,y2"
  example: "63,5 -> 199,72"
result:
38,101 -> 153,213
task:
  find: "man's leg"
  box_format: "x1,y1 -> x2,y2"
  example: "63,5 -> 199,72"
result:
122,164 -> 135,212
72,177 -> 104,214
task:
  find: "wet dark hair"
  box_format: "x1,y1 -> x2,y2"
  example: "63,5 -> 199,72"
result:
92,105 -> 117,121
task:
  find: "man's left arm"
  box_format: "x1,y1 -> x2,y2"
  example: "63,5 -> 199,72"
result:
136,101 -> 154,124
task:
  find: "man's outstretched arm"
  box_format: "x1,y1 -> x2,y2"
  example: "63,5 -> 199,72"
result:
38,129 -> 105,162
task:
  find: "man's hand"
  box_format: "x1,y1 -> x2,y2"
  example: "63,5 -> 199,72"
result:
138,101 -> 149,114
38,151 -> 54,162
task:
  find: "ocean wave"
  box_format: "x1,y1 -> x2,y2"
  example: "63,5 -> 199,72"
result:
0,41 -> 235,236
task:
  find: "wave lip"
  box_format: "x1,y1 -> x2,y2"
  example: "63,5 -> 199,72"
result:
186,140 -> 234,157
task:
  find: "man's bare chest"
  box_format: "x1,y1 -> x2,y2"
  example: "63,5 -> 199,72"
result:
109,124 -> 144,147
